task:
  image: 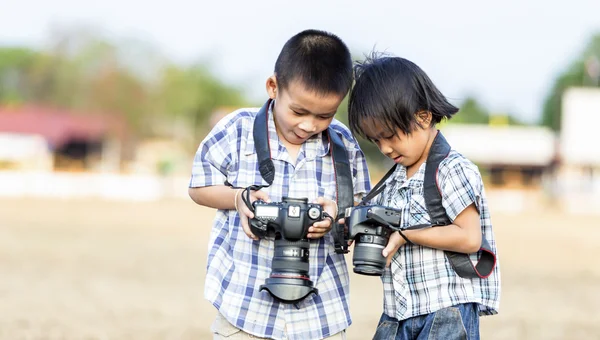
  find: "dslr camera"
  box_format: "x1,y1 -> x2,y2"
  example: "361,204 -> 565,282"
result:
341,205 -> 403,276
249,197 -> 329,303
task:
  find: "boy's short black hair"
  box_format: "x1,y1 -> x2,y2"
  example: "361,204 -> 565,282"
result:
274,29 -> 353,96
348,52 -> 459,138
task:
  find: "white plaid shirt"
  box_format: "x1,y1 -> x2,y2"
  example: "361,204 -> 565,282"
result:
376,149 -> 501,321
189,104 -> 371,340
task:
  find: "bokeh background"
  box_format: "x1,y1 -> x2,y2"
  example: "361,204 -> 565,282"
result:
1,1 -> 600,339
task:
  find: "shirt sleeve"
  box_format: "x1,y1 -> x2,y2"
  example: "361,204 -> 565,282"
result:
189,116 -> 238,188
439,159 -> 484,221
348,139 -> 372,204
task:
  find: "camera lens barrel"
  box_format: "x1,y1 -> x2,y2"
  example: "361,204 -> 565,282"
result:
260,238 -> 318,303
352,234 -> 389,276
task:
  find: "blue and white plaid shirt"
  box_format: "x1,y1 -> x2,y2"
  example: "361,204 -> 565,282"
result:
189,104 -> 371,340
376,149 -> 501,321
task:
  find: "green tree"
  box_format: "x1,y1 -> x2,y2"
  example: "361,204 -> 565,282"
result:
0,47 -> 40,103
451,96 -> 489,124
541,33 -> 600,131
0,27 -> 248,142
156,63 -> 247,141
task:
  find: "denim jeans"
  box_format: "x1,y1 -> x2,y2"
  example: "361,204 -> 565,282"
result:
372,303 -> 480,340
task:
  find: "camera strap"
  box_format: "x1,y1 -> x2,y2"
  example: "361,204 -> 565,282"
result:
360,131 -> 497,279
252,99 -> 354,253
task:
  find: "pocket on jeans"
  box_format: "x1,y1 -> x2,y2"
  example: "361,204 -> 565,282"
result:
428,307 -> 467,340
372,320 -> 398,340
211,313 -> 242,337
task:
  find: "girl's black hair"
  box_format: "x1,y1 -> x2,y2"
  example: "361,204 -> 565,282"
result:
348,52 -> 458,138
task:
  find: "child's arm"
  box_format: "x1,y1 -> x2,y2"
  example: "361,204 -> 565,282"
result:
189,185 -> 268,210
382,159 -> 485,262
382,204 -> 481,265
406,158 -> 485,253
188,114 -> 271,240
401,204 -> 482,253
189,186 -> 270,240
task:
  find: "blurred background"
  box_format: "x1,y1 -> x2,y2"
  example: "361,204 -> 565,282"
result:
1,1 -> 599,339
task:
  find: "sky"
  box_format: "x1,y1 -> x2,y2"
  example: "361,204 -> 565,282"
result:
2,0 -> 600,123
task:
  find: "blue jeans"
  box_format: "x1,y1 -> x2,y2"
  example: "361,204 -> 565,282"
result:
372,303 -> 480,340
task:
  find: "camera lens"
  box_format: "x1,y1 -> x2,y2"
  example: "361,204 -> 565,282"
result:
352,234 -> 389,276
260,238 -> 318,303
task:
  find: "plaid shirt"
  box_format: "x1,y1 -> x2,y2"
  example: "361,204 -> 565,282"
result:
376,149 -> 500,321
189,104 -> 371,340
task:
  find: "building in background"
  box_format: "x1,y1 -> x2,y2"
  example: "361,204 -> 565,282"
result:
0,105 -> 126,172
441,124 -> 557,189
558,87 -> 600,213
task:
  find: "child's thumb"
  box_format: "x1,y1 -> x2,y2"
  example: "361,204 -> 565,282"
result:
382,245 -> 392,258
382,238 -> 399,258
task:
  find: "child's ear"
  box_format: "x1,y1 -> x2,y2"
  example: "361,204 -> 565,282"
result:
416,111 -> 433,128
266,75 -> 278,99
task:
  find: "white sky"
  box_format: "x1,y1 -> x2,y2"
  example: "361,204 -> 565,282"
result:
2,0 -> 600,123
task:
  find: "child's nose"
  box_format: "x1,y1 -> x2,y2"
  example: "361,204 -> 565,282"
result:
379,141 -> 393,154
299,118 -> 317,133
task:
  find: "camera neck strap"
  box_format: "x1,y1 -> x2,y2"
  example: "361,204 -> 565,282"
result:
252,99 -> 354,251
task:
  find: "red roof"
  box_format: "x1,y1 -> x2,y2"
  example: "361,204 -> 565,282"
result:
0,106 -> 125,149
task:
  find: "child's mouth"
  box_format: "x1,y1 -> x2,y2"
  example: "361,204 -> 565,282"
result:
294,132 -> 308,140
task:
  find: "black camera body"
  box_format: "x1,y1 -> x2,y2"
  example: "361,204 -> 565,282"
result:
343,205 -> 402,276
250,198 -> 324,240
249,197 -> 325,303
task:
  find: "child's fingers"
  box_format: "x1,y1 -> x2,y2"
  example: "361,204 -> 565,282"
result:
307,230 -> 327,238
311,219 -> 332,230
236,204 -> 258,240
253,190 -> 270,203
240,217 -> 258,240
307,221 -> 330,239
314,197 -> 337,218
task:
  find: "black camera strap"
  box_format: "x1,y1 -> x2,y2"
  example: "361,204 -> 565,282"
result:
360,131 -> 497,279
251,99 -> 354,253
357,164 -> 398,206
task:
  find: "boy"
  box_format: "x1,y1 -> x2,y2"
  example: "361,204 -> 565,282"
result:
189,30 -> 371,340
347,54 -> 500,339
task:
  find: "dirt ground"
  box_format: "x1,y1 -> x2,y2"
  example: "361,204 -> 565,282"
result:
1,197 -> 599,340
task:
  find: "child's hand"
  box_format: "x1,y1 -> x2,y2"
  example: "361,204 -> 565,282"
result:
236,189 -> 270,241
382,232 -> 407,267
309,197 -> 338,239
337,218 -> 354,246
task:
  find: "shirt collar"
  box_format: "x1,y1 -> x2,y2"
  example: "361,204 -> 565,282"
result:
245,100 -> 330,161
389,161 -> 426,188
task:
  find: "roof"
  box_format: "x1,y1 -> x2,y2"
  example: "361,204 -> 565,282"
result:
0,106 -> 125,149
440,124 -> 557,167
